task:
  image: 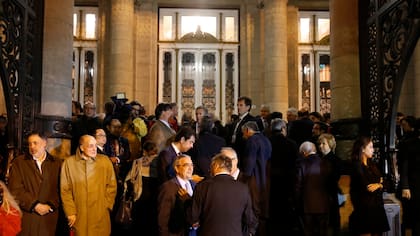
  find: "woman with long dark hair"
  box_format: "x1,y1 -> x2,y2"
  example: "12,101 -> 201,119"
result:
349,136 -> 389,236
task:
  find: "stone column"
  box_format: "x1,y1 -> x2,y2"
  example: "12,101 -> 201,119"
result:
105,0 -> 134,100
240,2 -> 259,106
264,0 -> 288,115
287,5 -> 299,109
330,0 -> 360,120
40,0 -> 74,157
133,1 -> 158,113
42,0 -> 73,117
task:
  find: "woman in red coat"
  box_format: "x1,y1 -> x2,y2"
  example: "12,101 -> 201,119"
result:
0,180 -> 22,236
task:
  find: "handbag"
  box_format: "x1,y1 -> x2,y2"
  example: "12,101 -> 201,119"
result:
115,191 -> 133,226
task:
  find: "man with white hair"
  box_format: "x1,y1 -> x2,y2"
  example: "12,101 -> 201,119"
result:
295,141 -> 330,236
241,121 -> 272,236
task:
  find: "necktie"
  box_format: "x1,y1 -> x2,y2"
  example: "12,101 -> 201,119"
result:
185,181 -> 193,196
113,139 -> 120,157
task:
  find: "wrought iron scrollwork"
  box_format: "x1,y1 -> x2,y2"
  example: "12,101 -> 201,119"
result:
0,0 -> 39,150
365,0 -> 419,191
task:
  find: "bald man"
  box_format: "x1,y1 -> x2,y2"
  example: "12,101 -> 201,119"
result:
61,135 -> 117,236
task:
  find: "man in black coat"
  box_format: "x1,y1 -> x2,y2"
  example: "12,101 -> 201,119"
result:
189,116 -> 226,178
241,121 -> 272,236
295,141 -> 330,236
229,96 -> 263,158
268,118 -> 299,235
191,153 -> 257,236
71,102 -> 103,154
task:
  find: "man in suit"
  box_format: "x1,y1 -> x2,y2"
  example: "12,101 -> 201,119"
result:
148,103 -> 176,153
191,153 -> 258,236
288,108 -> 314,147
71,102 -> 103,154
94,128 -> 107,155
268,118 -> 299,235
157,126 -> 196,184
191,106 -> 208,137
104,118 -> 131,182
241,121 -> 272,236
230,96 -> 263,158
157,154 -> 196,236
221,147 -> 260,221
295,141 -> 330,236
189,115 -> 226,178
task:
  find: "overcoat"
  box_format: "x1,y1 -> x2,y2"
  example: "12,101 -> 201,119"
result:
8,152 -> 61,236
60,152 -> 117,236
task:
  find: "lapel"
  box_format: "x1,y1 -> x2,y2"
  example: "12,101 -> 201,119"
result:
158,120 -> 176,135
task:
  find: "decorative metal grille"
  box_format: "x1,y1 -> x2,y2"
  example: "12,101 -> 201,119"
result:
363,0 -> 420,189
0,0 -> 41,150
225,53 -> 235,121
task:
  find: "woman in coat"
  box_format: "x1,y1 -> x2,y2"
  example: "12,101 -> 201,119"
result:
349,136 -> 389,236
318,133 -> 342,236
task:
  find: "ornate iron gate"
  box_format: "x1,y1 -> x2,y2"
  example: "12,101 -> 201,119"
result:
0,0 -> 43,151
360,0 -> 420,189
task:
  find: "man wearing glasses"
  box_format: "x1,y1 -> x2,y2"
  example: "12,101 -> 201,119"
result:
157,154 -> 196,236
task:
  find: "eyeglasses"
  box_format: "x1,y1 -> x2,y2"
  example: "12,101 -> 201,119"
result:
177,163 -> 194,168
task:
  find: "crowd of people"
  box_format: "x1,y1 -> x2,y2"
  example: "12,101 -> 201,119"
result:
0,97 -> 419,236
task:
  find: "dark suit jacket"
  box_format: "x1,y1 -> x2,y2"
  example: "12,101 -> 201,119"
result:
158,177 -> 196,236
157,145 -> 178,184
104,135 -> 131,180
295,153 -> 330,214
191,174 -> 258,236
71,116 -> 102,154
189,132 -> 226,178
288,118 -> 314,147
231,113 -> 263,157
241,133 -> 272,218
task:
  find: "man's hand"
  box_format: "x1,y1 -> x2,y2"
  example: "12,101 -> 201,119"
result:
68,215 -> 77,227
367,183 -> 382,192
34,203 -> 52,216
402,189 -> 411,199
109,157 -> 119,164
177,188 -> 191,201
191,174 -> 204,183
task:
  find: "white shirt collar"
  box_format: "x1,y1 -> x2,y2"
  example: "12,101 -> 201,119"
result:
171,143 -> 181,155
231,168 -> 240,180
239,112 -> 249,120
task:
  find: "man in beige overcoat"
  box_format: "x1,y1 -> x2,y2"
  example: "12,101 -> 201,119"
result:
61,135 -> 117,236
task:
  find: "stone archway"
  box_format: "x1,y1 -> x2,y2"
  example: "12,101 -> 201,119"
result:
0,0 -> 44,151
360,0 -> 420,188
